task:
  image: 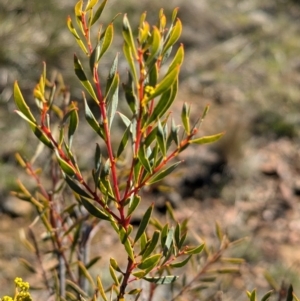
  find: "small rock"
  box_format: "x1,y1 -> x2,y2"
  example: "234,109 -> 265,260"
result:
2,196 -> 33,217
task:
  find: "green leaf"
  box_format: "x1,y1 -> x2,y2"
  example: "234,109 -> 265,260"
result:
123,42 -> 138,85
134,204 -> 153,243
185,243 -> 204,255
66,279 -> 88,297
91,0 -> 107,25
85,0 -> 98,11
68,107 -> 79,148
148,62 -> 159,87
89,41 -> 101,72
170,255 -> 192,268
138,254 -> 161,271
286,285 -> 293,301
261,291 -> 273,301
166,202 -> 176,222
67,17 -> 88,55
65,175 -> 91,198
142,66 -> 179,105
140,232 -> 148,253
118,111 -> 131,128
162,18 -> 182,55
142,230 -> 160,259
80,196 -> 110,220
138,13 -> 149,44
63,140 -> 79,169
94,143 -> 102,171
178,231 -> 187,250
118,226 -> 135,261
99,23 -> 114,59
146,26 -> 161,64
209,267 -> 240,274
144,127 -> 157,147
127,195 -> 141,217
163,227 -> 174,256
147,161 -> 182,185
156,120 -> 166,157
201,104 -> 210,120
55,151 -> 77,177
122,14 -> 137,58
78,261 -> 96,288
174,223 -> 181,248
106,76 -> 119,129
83,96 -> 104,139
161,46 -> 173,66
181,102 -> 190,135
160,224 -> 168,248
158,9 -> 166,31
123,72 -> 138,114
14,82 -> 36,123
110,257 -> 123,273
109,264 -> 119,286
171,119 -> 179,147
146,79 -> 178,127
138,145 -> 152,174
143,275 -> 178,284
74,54 -> 98,102
167,44 -> 184,74
74,1 -> 84,30
15,111 -> 53,149
128,288 -> 142,295
85,256 -> 101,270
132,270 -> 146,279
189,132 -> 225,145
221,257 -> 245,264
215,221 -> 223,242
248,289 -> 256,301
116,125 -> 130,158
97,276 -> 108,301
105,54 -> 119,98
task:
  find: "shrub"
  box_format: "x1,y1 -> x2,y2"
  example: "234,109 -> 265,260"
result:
6,0 -> 296,300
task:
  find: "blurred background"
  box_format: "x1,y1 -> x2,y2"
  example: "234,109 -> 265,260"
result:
1,0 -> 300,299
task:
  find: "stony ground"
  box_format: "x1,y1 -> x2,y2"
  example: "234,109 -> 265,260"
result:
1,0 -> 300,299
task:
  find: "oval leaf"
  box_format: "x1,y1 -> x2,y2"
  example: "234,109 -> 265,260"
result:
138,254 -> 161,270
134,204 -> 153,243
189,132 -> 225,145
14,81 -> 36,123
80,196 -> 110,221
162,18 -> 182,55
185,243 -> 204,255
74,54 -> 98,102
91,0 -> 108,25
170,255 -> 192,268
143,275 -> 178,284
147,161 -> 182,185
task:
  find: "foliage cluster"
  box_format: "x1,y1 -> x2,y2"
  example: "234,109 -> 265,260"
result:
4,0 -> 300,300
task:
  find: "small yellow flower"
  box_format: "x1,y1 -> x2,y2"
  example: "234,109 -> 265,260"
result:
144,85 -> 155,96
1,296 -> 13,301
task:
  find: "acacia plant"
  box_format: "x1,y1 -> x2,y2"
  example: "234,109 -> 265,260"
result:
8,0 -> 254,300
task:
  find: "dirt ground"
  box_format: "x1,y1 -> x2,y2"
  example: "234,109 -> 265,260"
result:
1,0 -> 300,299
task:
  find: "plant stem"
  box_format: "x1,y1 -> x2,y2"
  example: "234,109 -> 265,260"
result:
118,257 -> 134,300
170,248 -> 224,301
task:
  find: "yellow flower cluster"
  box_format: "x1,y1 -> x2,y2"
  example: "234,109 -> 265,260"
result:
0,278 -> 32,301
144,85 -> 155,96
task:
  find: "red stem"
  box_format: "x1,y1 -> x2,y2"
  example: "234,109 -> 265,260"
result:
122,48 -> 145,203
124,129 -> 197,201
80,12 -> 125,223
